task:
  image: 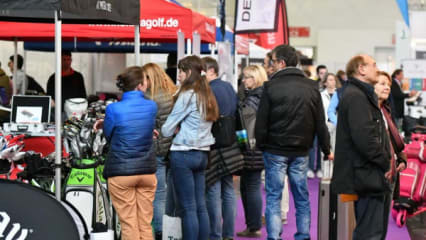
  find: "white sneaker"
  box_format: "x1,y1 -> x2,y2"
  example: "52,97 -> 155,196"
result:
316,170 -> 323,178
307,170 -> 315,179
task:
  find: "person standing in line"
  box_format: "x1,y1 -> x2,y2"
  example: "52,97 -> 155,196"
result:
374,71 -> 407,240
236,65 -> 267,238
94,66 -> 158,240
201,56 -> 238,240
260,52 -> 291,226
331,55 -> 392,240
162,55 -> 219,240
142,63 -> 177,240
255,44 -> 332,240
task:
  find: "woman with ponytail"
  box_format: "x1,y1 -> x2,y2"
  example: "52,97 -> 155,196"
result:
162,55 -> 219,240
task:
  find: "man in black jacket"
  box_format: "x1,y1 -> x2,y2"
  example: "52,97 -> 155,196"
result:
255,44 -> 332,240
331,55 -> 392,239
390,69 -> 416,128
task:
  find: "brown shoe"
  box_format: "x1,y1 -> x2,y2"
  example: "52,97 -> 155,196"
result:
236,228 -> 261,238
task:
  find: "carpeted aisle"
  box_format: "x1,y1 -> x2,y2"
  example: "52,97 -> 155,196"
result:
234,178 -> 411,240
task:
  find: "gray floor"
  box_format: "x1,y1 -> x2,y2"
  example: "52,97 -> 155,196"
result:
407,212 -> 426,240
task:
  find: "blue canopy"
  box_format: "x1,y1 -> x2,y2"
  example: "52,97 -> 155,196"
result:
24,27 -> 234,54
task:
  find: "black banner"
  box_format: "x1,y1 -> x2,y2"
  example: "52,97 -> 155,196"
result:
0,180 -> 85,239
0,0 -> 139,25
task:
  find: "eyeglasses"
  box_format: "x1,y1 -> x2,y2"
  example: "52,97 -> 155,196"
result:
271,58 -> 280,64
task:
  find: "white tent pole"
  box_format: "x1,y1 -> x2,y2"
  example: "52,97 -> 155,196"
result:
234,46 -> 238,90
13,39 -> 18,95
135,25 -> 140,65
23,50 -> 27,95
210,43 -> 215,57
54,10 -> 62,201
187,38 -> 192,56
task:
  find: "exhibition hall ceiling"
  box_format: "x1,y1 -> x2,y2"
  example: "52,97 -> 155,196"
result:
176,0 -> 426,29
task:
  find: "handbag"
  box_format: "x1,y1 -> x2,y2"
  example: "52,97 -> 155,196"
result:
211,115 -> 236,148
162,214 -> 182,240
206,141 -> 244,187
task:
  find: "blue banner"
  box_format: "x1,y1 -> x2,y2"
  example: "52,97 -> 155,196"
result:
396,0 -> 410,27
24,27 -> 235,54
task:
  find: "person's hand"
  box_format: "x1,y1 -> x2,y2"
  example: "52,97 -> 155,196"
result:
153,129 -> 159,139
384,170 -> 392,181
409,90 -> 418,97
174,126 -> 180,135
93,119 -> 104,132
396,162 -> 406,172
327,152 -> 334,161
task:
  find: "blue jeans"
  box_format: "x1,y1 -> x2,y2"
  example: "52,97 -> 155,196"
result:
308,136 -> 321,171
153,156 -> 166,234
170,150 -> 210,240
263,152 -> 310,240
206,175 -> 236,239
240,170 -> 263,231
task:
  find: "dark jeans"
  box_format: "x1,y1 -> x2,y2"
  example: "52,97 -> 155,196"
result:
308,136 -> 321,171
153,156 -> 166,233
170,150 -> 210,240
353,194 -> 390,240
165,168 -> 180,216
240,170 -> 263,231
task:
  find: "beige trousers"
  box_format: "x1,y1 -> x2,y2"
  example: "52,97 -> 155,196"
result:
108,174 -> 157,240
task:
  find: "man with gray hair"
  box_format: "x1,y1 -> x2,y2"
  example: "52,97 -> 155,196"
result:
255,44 -> 332,240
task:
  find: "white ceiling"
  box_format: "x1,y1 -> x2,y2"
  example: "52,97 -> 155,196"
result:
176,0 -> 426,29
176,0 -> 236,28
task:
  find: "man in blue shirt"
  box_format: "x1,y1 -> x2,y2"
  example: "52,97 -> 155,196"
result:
202,56 -> 238,240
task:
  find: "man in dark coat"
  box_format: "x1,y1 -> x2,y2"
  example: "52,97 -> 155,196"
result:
331,55 -> 392,239
390,69 -> 416,128
255,44 -> 332,240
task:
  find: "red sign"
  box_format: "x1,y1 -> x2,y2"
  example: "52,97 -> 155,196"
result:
289,27 -> 310,38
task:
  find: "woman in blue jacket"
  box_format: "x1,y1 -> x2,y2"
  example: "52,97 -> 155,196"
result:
162,55 -> 219,240
95,66 -> 158,240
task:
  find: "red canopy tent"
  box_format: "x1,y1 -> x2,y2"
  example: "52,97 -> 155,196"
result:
192,11 -> 216,43
0,0 -> 214,43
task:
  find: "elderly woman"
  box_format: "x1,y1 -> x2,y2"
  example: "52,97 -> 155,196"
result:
374,71 -> 407,240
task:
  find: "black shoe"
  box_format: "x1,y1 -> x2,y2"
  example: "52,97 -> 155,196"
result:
236,228 -> 261,238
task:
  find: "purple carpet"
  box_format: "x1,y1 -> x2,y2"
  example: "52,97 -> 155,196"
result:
234,178 -> 411,240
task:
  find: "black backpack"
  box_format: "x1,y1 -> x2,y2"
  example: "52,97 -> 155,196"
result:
211,115 -> 237,149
